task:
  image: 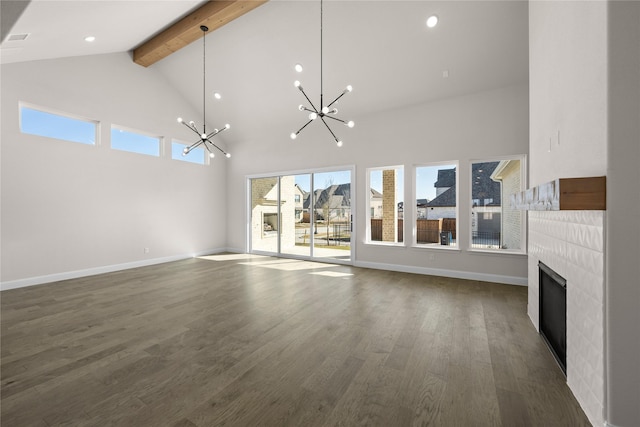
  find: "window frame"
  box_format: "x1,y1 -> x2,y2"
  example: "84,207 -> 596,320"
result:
412,161 -> 460,250
468,155 -> 527,255
19,102 -> 99,146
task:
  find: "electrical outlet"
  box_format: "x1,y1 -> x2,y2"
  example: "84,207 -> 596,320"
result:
144,247 -> 150,254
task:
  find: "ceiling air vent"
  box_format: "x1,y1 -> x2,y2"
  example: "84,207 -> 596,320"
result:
7,33 -> 29,41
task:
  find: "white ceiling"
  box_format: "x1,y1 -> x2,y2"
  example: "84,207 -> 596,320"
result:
1,0 -> 529,148
0,0 -> 206,64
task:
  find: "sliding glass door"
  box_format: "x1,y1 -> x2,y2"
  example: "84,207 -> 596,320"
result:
312,170 -> 352,261
280,174 -> 311,258
249,169 -> 353,263
250,177 -> 279,253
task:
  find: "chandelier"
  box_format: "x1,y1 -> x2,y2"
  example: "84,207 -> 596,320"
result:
177,25 -> 230,159
290,0 -> 354,147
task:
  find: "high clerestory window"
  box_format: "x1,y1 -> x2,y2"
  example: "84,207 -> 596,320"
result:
111,125 -> 161,157
171,140 -> 206,165
20,104 -> 98,146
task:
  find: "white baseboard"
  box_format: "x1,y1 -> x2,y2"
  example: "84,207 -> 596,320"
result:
354,260 -> 528,286
0,248 -> 227,291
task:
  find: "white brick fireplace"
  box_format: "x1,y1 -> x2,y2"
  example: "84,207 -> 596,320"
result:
528,210 -> 605,425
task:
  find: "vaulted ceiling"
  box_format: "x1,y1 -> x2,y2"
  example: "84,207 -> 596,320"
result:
1,0 -> 529,148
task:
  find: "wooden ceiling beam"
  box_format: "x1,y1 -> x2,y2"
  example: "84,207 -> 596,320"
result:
133,0 -> 267,67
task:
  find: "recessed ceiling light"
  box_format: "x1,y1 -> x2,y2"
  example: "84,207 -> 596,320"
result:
84,36 -> 96,42
294,63 -> 303,73
426,15 -> 439,28
212,91 -> 222,100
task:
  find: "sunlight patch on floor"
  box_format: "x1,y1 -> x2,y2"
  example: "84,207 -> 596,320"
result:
238,259 -> 339,271
198,254 -> 269,262
198,253 -> 350,273
310,271 -> 354,278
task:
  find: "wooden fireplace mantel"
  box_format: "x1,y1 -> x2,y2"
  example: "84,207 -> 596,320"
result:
512,176 -> 606,211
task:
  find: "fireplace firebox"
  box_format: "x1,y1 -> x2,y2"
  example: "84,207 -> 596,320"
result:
539,261 -> 567,375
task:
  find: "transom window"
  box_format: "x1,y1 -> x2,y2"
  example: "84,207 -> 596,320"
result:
20,104 -> 98,146
171,140 -> 206,165
111,126 -> 161,157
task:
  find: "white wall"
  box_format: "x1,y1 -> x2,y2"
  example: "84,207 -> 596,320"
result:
529,2 -> 608,187
1,52 -> 228,288
606,2 -> 640,426
226,84 -> 529,284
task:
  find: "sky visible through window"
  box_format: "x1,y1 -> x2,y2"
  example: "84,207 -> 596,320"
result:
20,105 -> 453,186
111,127 -> 160,157
295,170 -> 351,193
21,106 -> 209,162
369,168 -> 404,204
171,141 -> 205,164
20,106 -> 96,145
416,165 -> 455,201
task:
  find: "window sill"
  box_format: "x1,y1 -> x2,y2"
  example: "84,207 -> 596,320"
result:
364,241 -> 406,248
467,248 -> 527,256
411,244 -> 461,252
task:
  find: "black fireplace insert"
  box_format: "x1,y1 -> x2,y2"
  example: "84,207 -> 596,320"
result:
539,261 -> 567,375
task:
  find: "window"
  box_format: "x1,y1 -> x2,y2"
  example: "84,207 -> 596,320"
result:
414,163 -> 458,247
111,126 -> 161,157
20,104 -> 98,145
171,140 -> 206,165
470,157 -> 526,251
367,166 -> 404,244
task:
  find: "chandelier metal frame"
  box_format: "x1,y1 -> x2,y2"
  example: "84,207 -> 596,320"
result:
290,0 -> 354,147
177,25 -> 230,159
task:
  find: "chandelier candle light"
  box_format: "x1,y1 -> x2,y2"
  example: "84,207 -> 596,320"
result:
177,25 -> 230,159
290,0 -> 354,147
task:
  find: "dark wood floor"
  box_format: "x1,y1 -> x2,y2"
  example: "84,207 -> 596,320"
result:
1,254 -> 590,426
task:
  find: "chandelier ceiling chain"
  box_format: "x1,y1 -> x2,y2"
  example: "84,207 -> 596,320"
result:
177,25 -> 230,159
290,0 -> 354,147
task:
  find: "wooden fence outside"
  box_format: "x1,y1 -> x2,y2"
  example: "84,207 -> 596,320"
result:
371,218 -> 456,243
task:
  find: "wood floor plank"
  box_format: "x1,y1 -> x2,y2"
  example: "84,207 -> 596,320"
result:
321,352 -> 389,426
1,255 -> 591,426
407,371 -> 447,426
496,387 -> 533,427
284,356 -> 366,427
